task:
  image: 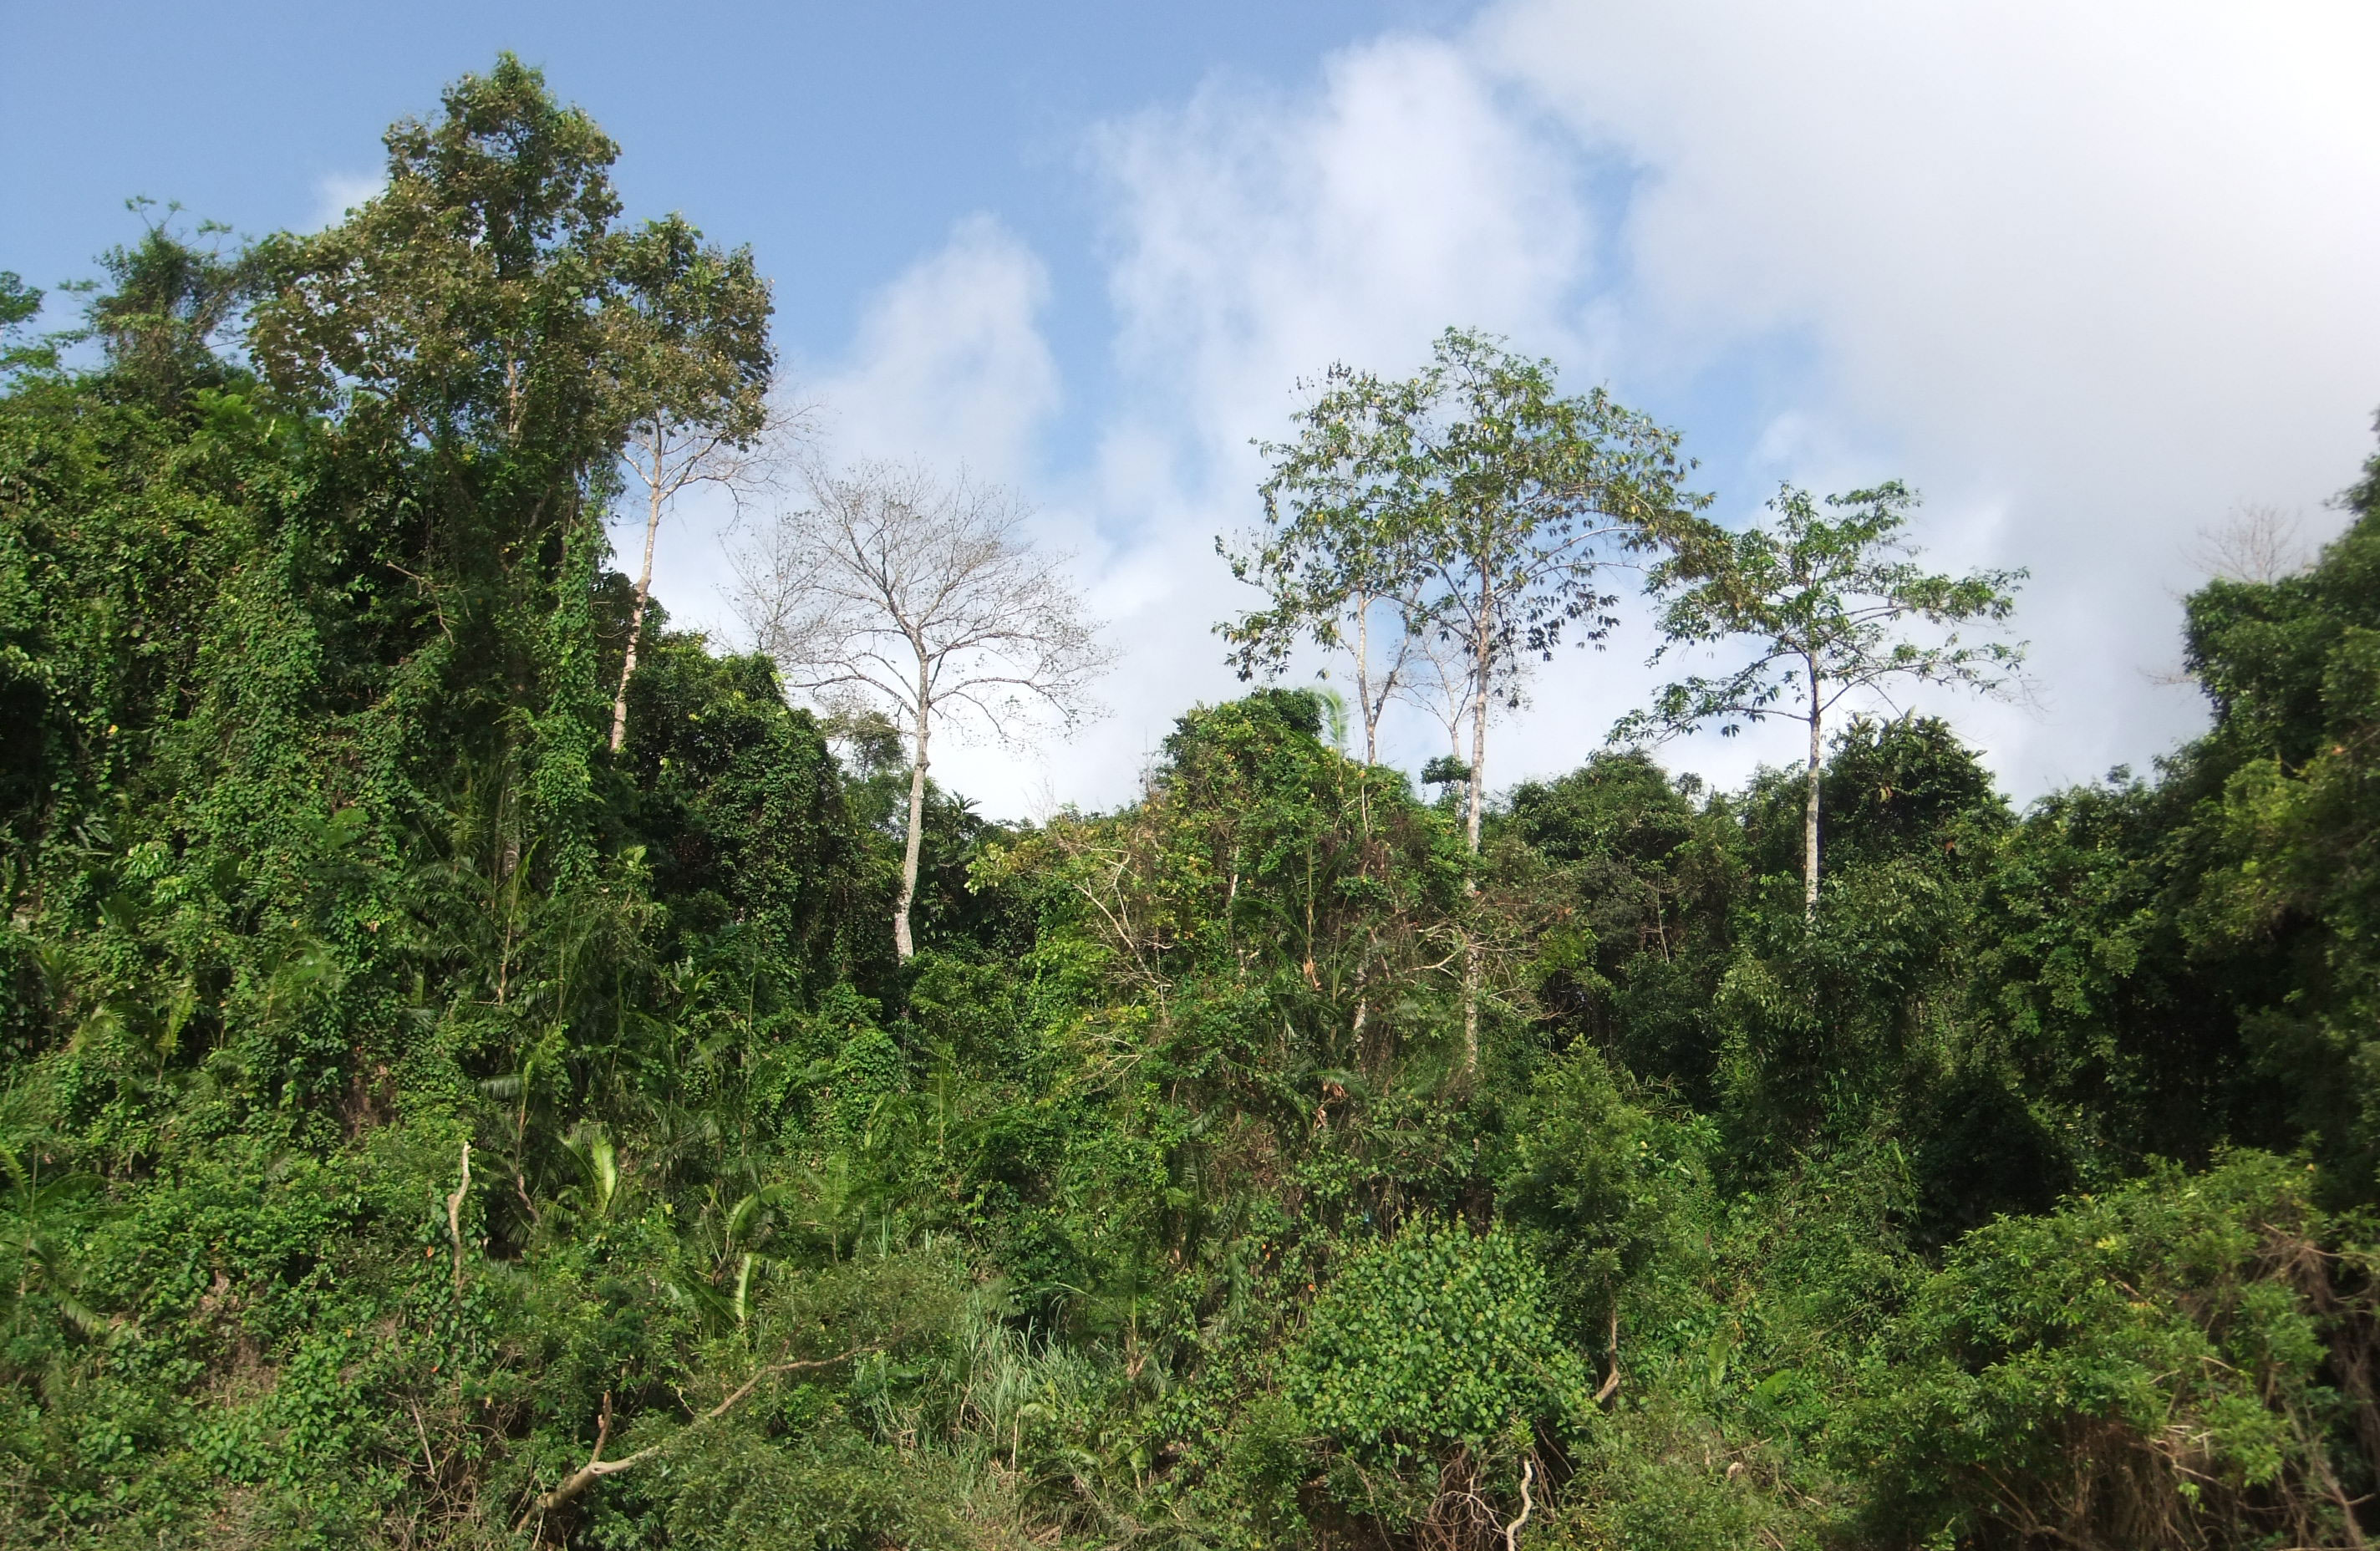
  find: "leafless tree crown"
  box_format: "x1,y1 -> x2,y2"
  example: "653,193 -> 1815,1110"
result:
730,460 -> 1112,745
2190,503 -> 2311,585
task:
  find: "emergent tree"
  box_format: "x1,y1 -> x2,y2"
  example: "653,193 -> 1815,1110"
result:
1225,329 -> 1695,1073
1616,481 -> 2025,917
1410,330 -> 1694,1073
733,462 -> 1111,958
606,216 -> 778,752
1221,364 -> 1432,766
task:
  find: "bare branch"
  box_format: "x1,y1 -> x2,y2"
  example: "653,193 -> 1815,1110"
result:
2189,502 -> 2311,584
730,459 -> 1114,956
525,1345 -> 880,1525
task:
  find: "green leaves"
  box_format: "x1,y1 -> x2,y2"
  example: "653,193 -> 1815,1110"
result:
1620,481 -> 2026,910
1223,328 -> 1697,783
1858,1152 -> 2377,1549
1286,1218 -> 1586,1459
1622,481 -> 2027,750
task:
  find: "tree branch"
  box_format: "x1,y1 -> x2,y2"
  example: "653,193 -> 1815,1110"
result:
523,1345 -> 880,1526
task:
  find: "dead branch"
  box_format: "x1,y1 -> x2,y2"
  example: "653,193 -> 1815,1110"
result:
1594,1305 -> 1623,1405
523,1344 -> 880,1525
1503,1457 -> 1536,1551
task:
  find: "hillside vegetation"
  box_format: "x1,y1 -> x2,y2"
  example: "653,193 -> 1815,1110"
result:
4,59 -> 2378,1551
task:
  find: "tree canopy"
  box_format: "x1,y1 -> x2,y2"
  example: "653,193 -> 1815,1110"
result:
2,56 -> 2377,1551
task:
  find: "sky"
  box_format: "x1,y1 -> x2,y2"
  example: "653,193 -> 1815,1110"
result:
8,1 -> 2380,818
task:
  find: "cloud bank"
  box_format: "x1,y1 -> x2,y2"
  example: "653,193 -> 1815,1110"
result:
715,0 -> 2380,816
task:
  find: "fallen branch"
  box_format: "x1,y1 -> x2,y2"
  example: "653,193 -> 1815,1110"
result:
521,1345 -> 879,1528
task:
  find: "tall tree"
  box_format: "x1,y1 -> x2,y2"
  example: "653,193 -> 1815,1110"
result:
1226,332 -> 1695,843
1228,331 -> 1692,1072
1404,331 -> 1693,1074
607,216 -> 777,753
1221,365 -> 1431,765
1615,481 -> 2025,916
731,461 -> 1110,959
1400,329 -> 1694,858
247,54 -> 777,889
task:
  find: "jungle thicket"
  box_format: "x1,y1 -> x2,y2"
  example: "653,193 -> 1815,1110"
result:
3,57 -> 2378,1551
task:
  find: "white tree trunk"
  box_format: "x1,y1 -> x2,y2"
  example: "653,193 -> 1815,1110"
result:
894,668 -> 932,960
1355,597 -> 1378,766
1462,574 -> 1493,1080
1466,644 -> 1488,857
610,437 -> 665,755
1803,659 -> 1823,920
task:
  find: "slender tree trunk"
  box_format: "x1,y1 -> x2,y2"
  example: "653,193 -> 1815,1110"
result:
1466,624 -> 1489,857
610,430 -> 664,755
893,669 -> 932,960
1355,596 -> 1378,766
1462,572 -> 1493,1081
1351,598 -> 1377,1043
1803,657 -> 1823,920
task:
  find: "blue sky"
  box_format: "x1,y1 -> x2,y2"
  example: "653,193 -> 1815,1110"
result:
3,2 -> 1462,415
10,2 -> 2380,816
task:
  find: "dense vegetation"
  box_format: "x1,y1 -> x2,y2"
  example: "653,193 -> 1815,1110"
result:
4,59 -> 2377,1551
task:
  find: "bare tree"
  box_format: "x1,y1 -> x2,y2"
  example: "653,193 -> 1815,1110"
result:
2190,503 -> 2311,584
732,461 -> 1112,959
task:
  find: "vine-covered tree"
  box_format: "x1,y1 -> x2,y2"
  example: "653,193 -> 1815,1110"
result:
1616,481 -> 2025,914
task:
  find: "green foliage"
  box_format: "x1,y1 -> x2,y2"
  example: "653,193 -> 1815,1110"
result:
1498,1042 -> 1710,1331
7,51 -> 2380,1551
2170,475 -> 2380,1194
1859,1152 -> 2379,1550
1288,1220 -> 1587,1459
1624,482 -> 2026,753
1223,327 -> 1701,838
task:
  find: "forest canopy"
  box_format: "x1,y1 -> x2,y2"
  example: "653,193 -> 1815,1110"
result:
3,57 -> 2378,1551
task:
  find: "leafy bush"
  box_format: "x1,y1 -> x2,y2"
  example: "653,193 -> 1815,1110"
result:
1859,1152 -> 2380,1549
1289,1218 -> 1587,1459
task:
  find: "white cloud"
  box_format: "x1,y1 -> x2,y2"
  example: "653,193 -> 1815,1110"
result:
1041,2 -> 2380,808
1094,36 -> 1596,459
1041,35 -> 1620,811
731,37 -> 1615,821
679,5 -> 2380,818
806,212 -> 1060,483
1477,0 -> 2380,791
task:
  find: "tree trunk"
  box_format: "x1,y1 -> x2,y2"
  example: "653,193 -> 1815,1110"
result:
610,431 -> 664,755
1462,573 -> 1493,1080
893,678 -> 932,960
1355,598 -> 1378,766
1803,659 -> 1823,920
1466,634 -> 1489,857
